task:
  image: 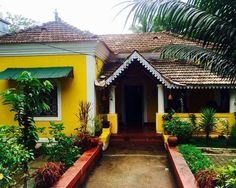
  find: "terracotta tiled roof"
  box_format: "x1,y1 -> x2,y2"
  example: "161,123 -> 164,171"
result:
99,52 -> 233,88
149,61 -> 232,87
0,20 -> 97,44
98,33 -> 199,54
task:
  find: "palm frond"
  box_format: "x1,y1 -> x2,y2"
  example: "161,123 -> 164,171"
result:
157,1 -> 236,54
161,44 -> 236,81
187,0 -> 236,25
119,0 -> 236,54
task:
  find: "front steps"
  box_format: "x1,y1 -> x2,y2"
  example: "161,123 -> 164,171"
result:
110,132 -> 164,146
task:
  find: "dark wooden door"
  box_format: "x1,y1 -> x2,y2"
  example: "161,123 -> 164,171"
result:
125,85 -> 143,127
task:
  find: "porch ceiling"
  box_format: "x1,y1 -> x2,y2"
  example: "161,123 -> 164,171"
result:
96,51 -> 235,89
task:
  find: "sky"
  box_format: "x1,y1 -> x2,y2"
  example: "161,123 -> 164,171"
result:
0,0 -> 132,34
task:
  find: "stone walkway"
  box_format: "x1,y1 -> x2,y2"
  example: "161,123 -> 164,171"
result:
83,144 -> 177,188
205,154 -> 236,167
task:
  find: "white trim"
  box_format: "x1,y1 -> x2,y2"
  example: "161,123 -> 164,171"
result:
109,86 -> 116,113
0,41 -> 110,61
229,89 -> 236,113
157,84 -> 165,113
105,51 -> 174,88
34,81 -> 62,121
86,55 -> 96,118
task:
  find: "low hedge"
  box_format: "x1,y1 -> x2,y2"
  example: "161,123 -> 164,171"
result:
178,144 -> 213,174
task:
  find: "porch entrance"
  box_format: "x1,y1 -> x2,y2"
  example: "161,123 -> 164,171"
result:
125,85 -> 143,130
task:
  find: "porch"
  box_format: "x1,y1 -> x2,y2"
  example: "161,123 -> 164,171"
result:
95,51 -> 236,135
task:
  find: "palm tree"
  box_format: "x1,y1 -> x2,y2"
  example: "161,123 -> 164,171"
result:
118,0 -> 236,81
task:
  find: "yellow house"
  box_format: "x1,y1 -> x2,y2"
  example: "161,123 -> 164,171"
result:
0,18 -> 235,139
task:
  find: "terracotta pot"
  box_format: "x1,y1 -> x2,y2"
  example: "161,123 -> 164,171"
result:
168,136 -> 178,147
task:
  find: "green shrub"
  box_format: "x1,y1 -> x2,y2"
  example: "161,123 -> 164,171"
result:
178,144 -> 213,174
0,71 -> 53,151
163,117 -> 193,142
229,124 -> 236,147
0,125 -> 34,187
42,122 -> 81,168
199,108 -> 216,143
215,159 -> 236,188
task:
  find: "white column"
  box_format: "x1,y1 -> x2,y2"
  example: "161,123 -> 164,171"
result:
229,89 -> 236,113
109,86 -> 116,113
157,84 -> 164,113
86,55 -> 96,135
86,55 -> 96,117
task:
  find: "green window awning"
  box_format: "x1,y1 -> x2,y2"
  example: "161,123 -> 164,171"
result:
0,67 -> 73,80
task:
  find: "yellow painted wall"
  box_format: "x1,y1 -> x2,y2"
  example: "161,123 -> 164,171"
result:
0,55 -> 87,136
95,57 -> 104,79
156,112 -> 235,134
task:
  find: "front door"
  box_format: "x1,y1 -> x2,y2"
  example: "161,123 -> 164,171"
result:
125,85 -> 143,129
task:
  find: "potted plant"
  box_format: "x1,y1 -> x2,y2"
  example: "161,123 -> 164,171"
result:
163,117 -> 194,146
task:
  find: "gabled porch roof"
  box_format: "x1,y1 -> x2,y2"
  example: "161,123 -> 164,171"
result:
96,51 -> 235,89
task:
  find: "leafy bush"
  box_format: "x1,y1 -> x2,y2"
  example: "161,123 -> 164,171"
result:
74,133 -> 99,153
199,108 -> 216,143
33,162 -> 64,188
229,124 -> 236,147
0,125 -> 34,187
162,109 -> 175,121
163,117 -> 193,142
178,144 -> 213,174
42,122 -> 81,167
196,169 -> 217,188
0,71 -> 52,151
215,159 -> 236,188
94,116 -> 102,136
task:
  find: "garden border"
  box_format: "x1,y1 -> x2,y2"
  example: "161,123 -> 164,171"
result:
52,142 -> 103,188
166,143 -> 198,188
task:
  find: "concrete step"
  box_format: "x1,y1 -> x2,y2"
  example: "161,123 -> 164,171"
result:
110,133 -> 164,146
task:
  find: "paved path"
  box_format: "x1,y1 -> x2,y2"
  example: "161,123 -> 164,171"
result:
83,144 -> 177,188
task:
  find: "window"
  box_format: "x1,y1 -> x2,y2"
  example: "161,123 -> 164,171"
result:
34,81 -> 61,121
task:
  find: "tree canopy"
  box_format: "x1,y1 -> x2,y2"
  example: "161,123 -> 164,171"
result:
4,12 -> 37,33
118,0 -> 236,81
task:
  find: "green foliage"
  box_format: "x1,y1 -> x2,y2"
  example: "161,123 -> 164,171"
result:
189,136 -> 231,148
215,159 -> 236,188
119,0 -> 236,80
0,125 -> 34,187
42,122 -> 81,168
199,108 -> 216,143
218,119 -> 230,137
33,162 -> 65,188
163,117 -> 193,142
5,12 -> 37,33
189,113 -> 199,133
229,124 -> 236,147
178,144 -> 213,174
94,116 -> 102,136
162,109 -> 175,121
0,71 -> 53,151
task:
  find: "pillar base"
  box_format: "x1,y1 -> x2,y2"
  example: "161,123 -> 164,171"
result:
107,113 -> 118,134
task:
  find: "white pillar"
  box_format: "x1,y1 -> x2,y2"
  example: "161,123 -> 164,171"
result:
157,84 -> 164,113
109,86 -> 116,113
229,89 -> 236,113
